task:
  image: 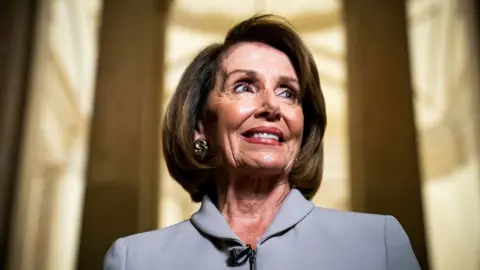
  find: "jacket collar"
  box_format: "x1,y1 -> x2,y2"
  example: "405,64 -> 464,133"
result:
190,188 -> 315,246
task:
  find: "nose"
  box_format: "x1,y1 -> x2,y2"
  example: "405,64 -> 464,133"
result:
254,90 -> 281,121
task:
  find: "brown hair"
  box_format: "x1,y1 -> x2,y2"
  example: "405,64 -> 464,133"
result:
162,14 -> 327,202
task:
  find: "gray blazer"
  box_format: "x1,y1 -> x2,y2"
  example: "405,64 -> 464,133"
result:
104,189 -> 420,270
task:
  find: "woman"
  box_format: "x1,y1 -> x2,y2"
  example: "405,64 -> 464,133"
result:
104,15 -> 420,270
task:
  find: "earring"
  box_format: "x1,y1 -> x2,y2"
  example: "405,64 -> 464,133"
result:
193,139 -> 208,160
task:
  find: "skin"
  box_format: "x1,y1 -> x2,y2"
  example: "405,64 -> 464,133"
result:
195,42 -> 304,248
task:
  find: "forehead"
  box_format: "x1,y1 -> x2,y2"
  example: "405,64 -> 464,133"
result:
222,42 -> 297,77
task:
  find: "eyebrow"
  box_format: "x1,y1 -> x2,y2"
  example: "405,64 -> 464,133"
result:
224,69 -> 258,81
224,69 -> 299,86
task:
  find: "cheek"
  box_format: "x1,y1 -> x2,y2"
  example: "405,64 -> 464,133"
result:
211,99 -> 258,133
284,107 -> 304,139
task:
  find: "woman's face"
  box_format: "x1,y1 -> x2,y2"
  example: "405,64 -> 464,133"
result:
197,42 -> 304,175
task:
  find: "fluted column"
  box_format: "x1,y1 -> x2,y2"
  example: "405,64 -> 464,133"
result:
0,0 -> 37,268
77,0 -> 170,269
342,1 -> 429,269
470,3 -> 480,270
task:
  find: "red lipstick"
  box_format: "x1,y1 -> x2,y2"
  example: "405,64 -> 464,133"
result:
241,126 -> 285,146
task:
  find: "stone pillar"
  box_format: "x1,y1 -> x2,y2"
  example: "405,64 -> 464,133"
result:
470,3 -> 480,269
342,1 -> 429,269
77,0 -> 169,269
0,0 -> 36,268
472,0 -> 480,191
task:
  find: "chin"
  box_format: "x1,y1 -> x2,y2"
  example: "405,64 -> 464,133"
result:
247,157 -> 288,174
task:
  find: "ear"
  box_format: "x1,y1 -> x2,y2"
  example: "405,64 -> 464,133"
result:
194,120 -> 206,141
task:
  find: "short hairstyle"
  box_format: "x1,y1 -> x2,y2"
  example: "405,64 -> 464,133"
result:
162,14 -> 327,202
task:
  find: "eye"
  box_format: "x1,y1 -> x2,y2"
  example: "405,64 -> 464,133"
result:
278,87 -> 298,101
233,82 -> 254,93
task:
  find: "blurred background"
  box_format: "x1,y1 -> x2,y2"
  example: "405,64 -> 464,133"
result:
0,0 -> 479,269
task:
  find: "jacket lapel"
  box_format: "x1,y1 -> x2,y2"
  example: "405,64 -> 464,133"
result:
259,189 -> 315,243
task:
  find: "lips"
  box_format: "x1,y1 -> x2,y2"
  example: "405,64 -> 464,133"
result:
241,126 -> 285,146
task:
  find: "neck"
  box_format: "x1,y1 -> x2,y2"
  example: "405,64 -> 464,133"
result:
215,170 -> 291,248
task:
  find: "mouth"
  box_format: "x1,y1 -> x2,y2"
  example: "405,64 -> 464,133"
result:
241,126 -> 285,146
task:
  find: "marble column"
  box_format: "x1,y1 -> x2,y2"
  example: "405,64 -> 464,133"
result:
342,1 -> 429,269
77,0 -> 169,269
0,0 -> 36,268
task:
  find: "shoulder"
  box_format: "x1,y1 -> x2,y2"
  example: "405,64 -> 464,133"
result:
304,207 -> 420,269
121,219 -> 198,252
306,207 -> 411,239
308,207 -> 413,238
120,220 -> 194,250
308,207 -> 386,231
103,220 -> 196,270
301,207 -> 396,249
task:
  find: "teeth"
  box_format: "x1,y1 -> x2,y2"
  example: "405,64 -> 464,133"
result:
252,133 -> 280,141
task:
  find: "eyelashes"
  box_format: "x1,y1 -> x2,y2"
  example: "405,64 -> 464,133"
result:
230,79 -> 299,102
233,81 -> 254,93
278,88 -> 297,100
